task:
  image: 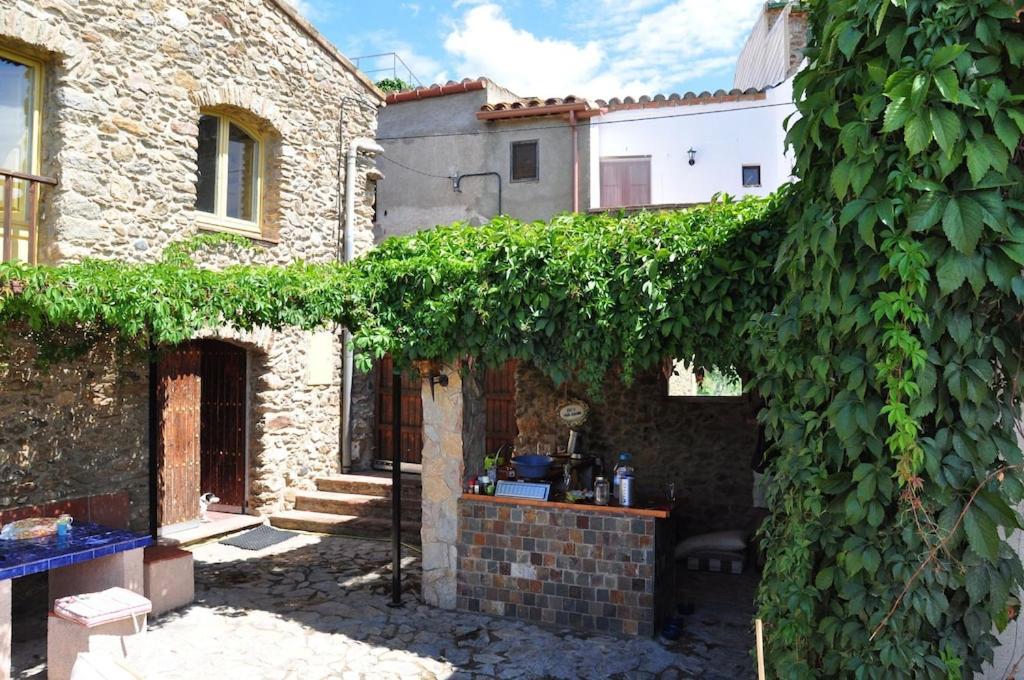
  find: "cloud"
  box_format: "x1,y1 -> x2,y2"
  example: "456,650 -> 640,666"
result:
443,0 -> 764,99
444,4 -> 604,96
281,0 -> 324,21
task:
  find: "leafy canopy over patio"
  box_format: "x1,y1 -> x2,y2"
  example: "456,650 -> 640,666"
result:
0,197 -> 782,387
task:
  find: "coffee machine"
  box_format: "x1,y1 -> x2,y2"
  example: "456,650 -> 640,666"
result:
563,429 -> 600,493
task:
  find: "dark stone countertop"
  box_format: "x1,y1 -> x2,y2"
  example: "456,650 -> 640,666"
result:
0,522 -> 151,581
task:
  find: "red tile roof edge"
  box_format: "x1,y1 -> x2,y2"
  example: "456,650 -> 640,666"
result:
596,88 -> 768,111
386,78 -> 489,104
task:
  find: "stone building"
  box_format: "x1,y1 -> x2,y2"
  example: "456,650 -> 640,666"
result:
0,0 -> 383,532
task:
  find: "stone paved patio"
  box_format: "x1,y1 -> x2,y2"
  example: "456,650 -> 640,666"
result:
14,531 -> 756,679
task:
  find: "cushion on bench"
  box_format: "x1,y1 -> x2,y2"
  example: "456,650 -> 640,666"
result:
54,587 -> 152,628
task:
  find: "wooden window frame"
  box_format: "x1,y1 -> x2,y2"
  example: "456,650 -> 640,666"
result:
742,164 -> 762,188
0,46 -> 44,263
194,111 -> 265,238
510,139 -> 540,183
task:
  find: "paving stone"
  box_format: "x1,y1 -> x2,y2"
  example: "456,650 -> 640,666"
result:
12,533 -> 748,679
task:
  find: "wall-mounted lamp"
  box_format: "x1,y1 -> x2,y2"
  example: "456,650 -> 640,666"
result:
687,148 -> 697,166
429,371 -> 449,400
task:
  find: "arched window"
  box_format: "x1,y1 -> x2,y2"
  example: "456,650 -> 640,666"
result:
195,112 -> 262,233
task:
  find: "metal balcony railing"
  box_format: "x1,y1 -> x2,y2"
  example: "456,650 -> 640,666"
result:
1,168 -> 57,264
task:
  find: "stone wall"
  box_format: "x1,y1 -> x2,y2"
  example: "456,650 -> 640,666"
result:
514,364 -> 760,532
0,333 -> 149,529
457,497 -> 672,637
0,0 -> 381,521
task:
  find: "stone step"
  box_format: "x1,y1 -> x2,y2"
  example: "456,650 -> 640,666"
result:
315,473 -> 422,498
294,490 -> 421,522
269,510 -> 420,541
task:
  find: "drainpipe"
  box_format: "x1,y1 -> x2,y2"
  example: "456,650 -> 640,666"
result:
341,137 -> 384,474
570,109 -> 580,213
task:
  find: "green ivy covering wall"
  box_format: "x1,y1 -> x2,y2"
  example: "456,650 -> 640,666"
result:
751,0 -> 1024,677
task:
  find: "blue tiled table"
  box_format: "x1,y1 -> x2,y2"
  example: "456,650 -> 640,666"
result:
0,523 -> 151,680
0,523 -> 151,581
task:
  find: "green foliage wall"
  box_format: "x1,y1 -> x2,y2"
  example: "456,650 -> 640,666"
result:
752,0 -> 1024,676
0,199 -> 782,388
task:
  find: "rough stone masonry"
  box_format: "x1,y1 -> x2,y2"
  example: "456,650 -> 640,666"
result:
0,0 -> 382,527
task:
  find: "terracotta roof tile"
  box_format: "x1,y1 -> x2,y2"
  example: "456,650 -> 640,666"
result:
385,78 -> 490,104
594,87 -> 767,111
479,95 -> 590,112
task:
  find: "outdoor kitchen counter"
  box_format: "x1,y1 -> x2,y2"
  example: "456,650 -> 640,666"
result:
456,494 -> 674,637
458,493 -> 671,518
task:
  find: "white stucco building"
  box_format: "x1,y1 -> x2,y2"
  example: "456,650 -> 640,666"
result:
587,80 -> 796,210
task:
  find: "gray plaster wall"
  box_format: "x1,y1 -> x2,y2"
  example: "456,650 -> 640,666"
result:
375,89 -> 591,241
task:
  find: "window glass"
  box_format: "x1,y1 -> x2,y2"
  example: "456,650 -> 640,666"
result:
600,157 -> 651,208
195,115 -> 219,214
742,165 -> 762,187
226,123 -> 257,222
194,114 -> 261,229
511,140 -> 538,181
0,55 -> 35,175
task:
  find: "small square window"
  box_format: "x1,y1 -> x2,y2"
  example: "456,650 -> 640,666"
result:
511,140 -> 539,182
742,165 -> 762,187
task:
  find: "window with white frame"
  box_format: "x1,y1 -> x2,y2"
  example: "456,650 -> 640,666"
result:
195,112 -> 262,233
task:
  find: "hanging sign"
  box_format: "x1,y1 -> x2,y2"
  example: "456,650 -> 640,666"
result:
557,400 -> 589,428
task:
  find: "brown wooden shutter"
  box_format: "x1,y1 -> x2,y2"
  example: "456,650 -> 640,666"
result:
484,360 -> 519,454
600,157 -> 651,208
511,141 -> 539,181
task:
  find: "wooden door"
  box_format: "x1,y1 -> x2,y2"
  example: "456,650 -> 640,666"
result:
199,340 -> 247,509
375,355 -> 424,465
156,344 -> 202,526
485,360 -> 519,454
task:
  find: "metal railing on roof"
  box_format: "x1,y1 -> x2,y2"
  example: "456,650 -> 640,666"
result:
351,52 -> 422,87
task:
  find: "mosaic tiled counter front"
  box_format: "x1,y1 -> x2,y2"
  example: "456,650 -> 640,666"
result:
456,495 -> 674,637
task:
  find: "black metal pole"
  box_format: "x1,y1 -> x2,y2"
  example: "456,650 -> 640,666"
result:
388,370 -> 403,607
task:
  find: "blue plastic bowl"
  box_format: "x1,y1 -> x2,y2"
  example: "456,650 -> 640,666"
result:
512,454 -> 554,480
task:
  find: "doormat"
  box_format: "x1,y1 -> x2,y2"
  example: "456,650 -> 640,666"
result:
219,525 -> 298,551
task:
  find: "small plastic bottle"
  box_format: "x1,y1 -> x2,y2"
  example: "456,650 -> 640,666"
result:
613,452 -> 634,502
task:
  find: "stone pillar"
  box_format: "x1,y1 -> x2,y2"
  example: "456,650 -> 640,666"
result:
420,364 -> 484,609
1,579 -> 10,680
